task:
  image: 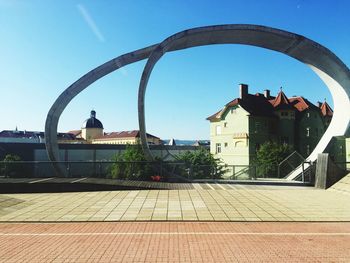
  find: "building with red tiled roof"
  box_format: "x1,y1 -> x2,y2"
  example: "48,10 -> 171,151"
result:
0,129 -> 83,144
207,84 -> 332,167
71,110 -> 161,145
92,130 -> 161,145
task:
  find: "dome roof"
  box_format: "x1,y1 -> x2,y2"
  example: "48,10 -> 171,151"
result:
82,110 -> 103,129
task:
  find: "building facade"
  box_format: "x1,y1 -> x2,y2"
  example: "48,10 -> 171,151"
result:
75,110 -> 161,145
207,84 -> 333,166
92,130 -> 161,145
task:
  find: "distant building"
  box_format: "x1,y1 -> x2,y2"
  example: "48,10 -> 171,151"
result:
193,140 -> 210,148
207,84 -> 333,166
76,110 -> 161,145
92,130 -> 161,145
81,110 -> 104,142
168,138 -> 176,146
0,110 -> 161,145
0,129 -> 80,144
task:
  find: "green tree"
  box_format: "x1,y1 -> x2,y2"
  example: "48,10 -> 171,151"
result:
0,154 -> 22,178
109,144 -> 153,180
255,141 -> 293,178
175,148 -> 226,179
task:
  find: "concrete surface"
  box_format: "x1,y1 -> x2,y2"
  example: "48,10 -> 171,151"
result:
1,184 -> 349,222
329,172 -> 350,195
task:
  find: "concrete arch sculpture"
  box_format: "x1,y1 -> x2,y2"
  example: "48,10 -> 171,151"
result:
45,24 -> 350,178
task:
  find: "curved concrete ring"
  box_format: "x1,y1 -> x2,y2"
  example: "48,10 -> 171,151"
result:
138,24 -> 350,164
45,44 -> 159,176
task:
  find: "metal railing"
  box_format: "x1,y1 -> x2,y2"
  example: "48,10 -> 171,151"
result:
277,151 -> 305,178
0,161 -> 286,182
300,161 -> 316,183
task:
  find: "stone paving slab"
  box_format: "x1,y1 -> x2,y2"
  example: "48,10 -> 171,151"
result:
329,172 -> 350,195
0,222 -> 349,262
0,184 -> 349,222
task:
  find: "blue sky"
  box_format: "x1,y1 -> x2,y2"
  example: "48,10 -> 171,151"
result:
0,0 -> 349,139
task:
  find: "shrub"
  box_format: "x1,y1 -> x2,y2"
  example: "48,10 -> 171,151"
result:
175,147 -> 226,179
109,144 -> 154,180
255,141 -> 293,178
0,154 -> 22,178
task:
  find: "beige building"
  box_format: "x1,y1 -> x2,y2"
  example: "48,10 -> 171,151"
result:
81,110 -> 104,142
68,110 -> 161,145
207,84 -> 333,167
92,130 -> 161,145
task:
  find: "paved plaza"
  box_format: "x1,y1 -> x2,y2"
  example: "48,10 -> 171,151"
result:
1,183 -> 349,222
0,222 -> 349,262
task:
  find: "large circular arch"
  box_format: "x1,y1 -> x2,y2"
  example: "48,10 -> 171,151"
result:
138,24 -> 350,169
45,44 -> 158,176
45,24 -> 350,178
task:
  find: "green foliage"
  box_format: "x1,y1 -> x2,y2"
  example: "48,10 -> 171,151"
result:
0,154 -> 22,178
109,144 -> 154,180
255,141 -> 293,178
175,148 -> 226,179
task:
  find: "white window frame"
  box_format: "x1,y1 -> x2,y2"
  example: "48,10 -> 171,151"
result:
216,125 -> 221,135
306,127 -> 310,137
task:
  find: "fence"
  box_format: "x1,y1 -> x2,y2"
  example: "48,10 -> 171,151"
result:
0,161 -> 286,182
278,151 -> 305,178
299,161 -> 316,183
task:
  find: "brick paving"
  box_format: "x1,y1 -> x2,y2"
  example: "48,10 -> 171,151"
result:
0,222 -> 349,262
1,185 -> 350,222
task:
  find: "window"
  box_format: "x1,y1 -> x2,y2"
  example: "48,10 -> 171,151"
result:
216,143 -> 222,153
224,122 -> 227,128
281,112 -> 288,117
255,143 -> 260,152
306,127 -> 310,137
231,108 -> 236,114
224,142 -> 228,147
216,125 -> 221,135
255,121 -> 260,132
306,145 -> 310,155
339,145 -> 343,155
306,112 -> 310,118
281,136 -> 289,144
315,128 -> 318,137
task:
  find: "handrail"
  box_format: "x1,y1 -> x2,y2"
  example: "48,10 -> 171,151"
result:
277,151 -> 305,178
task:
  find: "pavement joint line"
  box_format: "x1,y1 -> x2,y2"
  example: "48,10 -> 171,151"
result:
227,184 -> 236,189
215,183 -> 226,190
70,178 -> 87,183
206,183 -> 215,190
28,178 -> 54,184
1,232 -> 350,236
192,183 -> 202,190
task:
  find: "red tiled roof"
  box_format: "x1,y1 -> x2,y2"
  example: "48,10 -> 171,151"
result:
206,95 -> 276,120
94,130 -> 160,140
207,88 -> 331,121
320,101 -> 333,117
270,90 -> 293,110
67,130 -> 82,136
206,110 -> 222,121
288,97 -> 319,112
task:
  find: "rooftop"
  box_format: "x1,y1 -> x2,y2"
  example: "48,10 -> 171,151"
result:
207,84 -> 333,121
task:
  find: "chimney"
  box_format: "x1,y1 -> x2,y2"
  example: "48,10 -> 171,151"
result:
317,101 -> 322,108
239,84 -> 248,99
264,89 -> 270,98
